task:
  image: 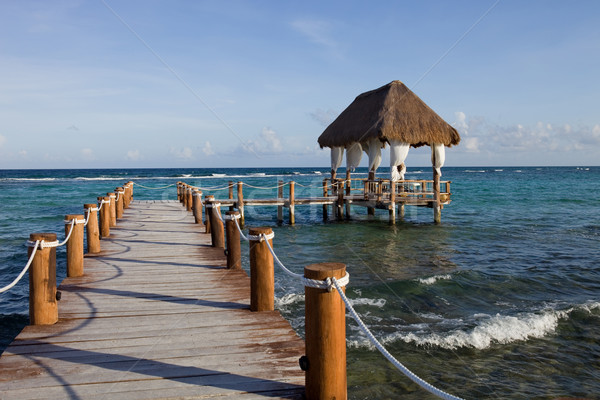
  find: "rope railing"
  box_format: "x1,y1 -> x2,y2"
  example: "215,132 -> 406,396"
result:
132,182 -> 177,190
227,211 -> 461,400
0,241 -> 40,294
84,207 -> 98,227
242,182 -> 289,190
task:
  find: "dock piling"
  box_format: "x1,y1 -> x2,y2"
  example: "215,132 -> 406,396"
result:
108,193 -> 117,227
204,195 -> 214,234
277,180 -> 284,223
237,182 -> 245,228
289,181 -> 295,225
115,187 -> 124,219
208,200 -> 225,248
84,204 -> 100,253
304,262 -> 347,400
225,211 -> 242,269
192,189 -> 203,224
98,196 -> 110,238
28,233 -> 58,325
249,227 -> 274,312
64,214 -> 84,277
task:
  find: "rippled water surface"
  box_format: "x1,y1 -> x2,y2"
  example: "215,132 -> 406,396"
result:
1,167 -> 599,399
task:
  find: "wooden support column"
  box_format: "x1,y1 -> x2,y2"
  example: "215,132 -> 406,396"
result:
367,170 -> 375,216
304,262 -> 347,400
277,180 -> 284,224
115,187 -> 124,219
186,187 -> 193,212
123,182 -> 133,208
204,195 -> 214,234
345,170 -> 351,219
432,151 -> 441,224
389,180 -> 396,224
289,181 -> 295,225
336,179 -> 344,221
64,215 -> 84,277
192,189 -> 203,224
98,196 -> 110,238
249,227 -> 274,312
209,200 -> 225,248
108,193 -> 117,227
228,181 -> 234,211
182,184 -> 189,209
237,182 -> 245,228
225,211 -> 242,270
322,179 -> 328,221
84,204 -> 100,253
177,182 -> 182,202
28,233 -> 58,325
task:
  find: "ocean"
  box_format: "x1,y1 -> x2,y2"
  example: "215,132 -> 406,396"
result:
0,166 -> 598,399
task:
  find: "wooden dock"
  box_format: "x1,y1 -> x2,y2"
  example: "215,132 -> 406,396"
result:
0,200 -> 305,399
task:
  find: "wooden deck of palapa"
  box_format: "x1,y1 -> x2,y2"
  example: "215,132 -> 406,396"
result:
0,200 -> 305,399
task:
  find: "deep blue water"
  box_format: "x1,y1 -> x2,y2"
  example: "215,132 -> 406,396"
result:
1,166 -> 599,399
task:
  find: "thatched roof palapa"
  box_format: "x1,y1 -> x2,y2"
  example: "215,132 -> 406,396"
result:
318,80 -> 460,149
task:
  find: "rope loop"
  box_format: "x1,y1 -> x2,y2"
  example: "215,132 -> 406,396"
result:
0,241 -> 40,294
223,214 -> 241,221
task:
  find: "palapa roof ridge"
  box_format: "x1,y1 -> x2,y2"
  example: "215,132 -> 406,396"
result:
317,80 -> 460,149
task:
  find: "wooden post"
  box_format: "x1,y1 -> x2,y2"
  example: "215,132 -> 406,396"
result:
98,196 -> 110,238
204,195 -> 214,234
237,182 -> 245,228
304,262 -> 347,400
322,179 -> 328,221
177,182 -> 182,202
345,170 -> 351,219
182,184 -> 188,209
277,180 -> 284,224
28,233 -> 58,325
228,181 -> 234,211
225,211 -> 242,270
64,215 -> 84,277
192,189 -> 203,224
123,182 -> 133,208
289,181 -> 295,225
84,204 -> 101,253
336,179 -> 344,221
209,200 -> 225,248
115,187 -> 124,219
186,187 -> 193,212
432,151 -> 441,224
399,181 -> 406,220
367,170 -> 375,216
389,180 -> 396,224
108,193 -> 117,227
249,227 -> 274,312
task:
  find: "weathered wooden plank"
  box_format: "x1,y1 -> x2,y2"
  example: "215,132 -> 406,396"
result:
0,200 -> 305,399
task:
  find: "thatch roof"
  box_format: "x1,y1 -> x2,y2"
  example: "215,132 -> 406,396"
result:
317,80 -> 460,149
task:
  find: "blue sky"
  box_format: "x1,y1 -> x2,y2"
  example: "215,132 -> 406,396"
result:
1,0 -> 599,169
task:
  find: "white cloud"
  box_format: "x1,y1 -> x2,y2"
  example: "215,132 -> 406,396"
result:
202,141 -> 215,156
236,127 -> 284,156
0,134 -> 5,147
66,125 -> 79,131
291,19 -> 337,48
18,150 -> 27,157
452,112 -> 600,155
170,147 -> 193,160
126,149 -> 141,161
310,108 -> 338,127
81,148 -> 95,160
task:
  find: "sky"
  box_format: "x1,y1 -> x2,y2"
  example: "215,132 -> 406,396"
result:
1,0 -> 599,169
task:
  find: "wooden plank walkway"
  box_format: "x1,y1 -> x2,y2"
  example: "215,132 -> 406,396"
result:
0,200 -> 305,399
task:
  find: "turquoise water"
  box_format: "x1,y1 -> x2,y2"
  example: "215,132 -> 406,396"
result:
1,167 -> 599,399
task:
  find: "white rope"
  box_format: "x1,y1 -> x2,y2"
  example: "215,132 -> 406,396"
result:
0,241 -> 40,294
223,214 -> 240,221
97,199 -> 110,212
262,236 -> 349,289
84,207 -> 98,227
233,218 -> 249,242
247,231 -> 275,242
196,184 -> 232,191
331,278 -> 464,400
132,182 -> 176,190
57,219 -> 76,247
242,182 -> 289,190
27,239 -> 60,249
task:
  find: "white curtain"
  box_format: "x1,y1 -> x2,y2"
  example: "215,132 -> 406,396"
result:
364,138 -> 382,173
389,139 -> 410,181
345,142 -> 362,172
331,146 -> 344,174
431,143 -> 445,176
